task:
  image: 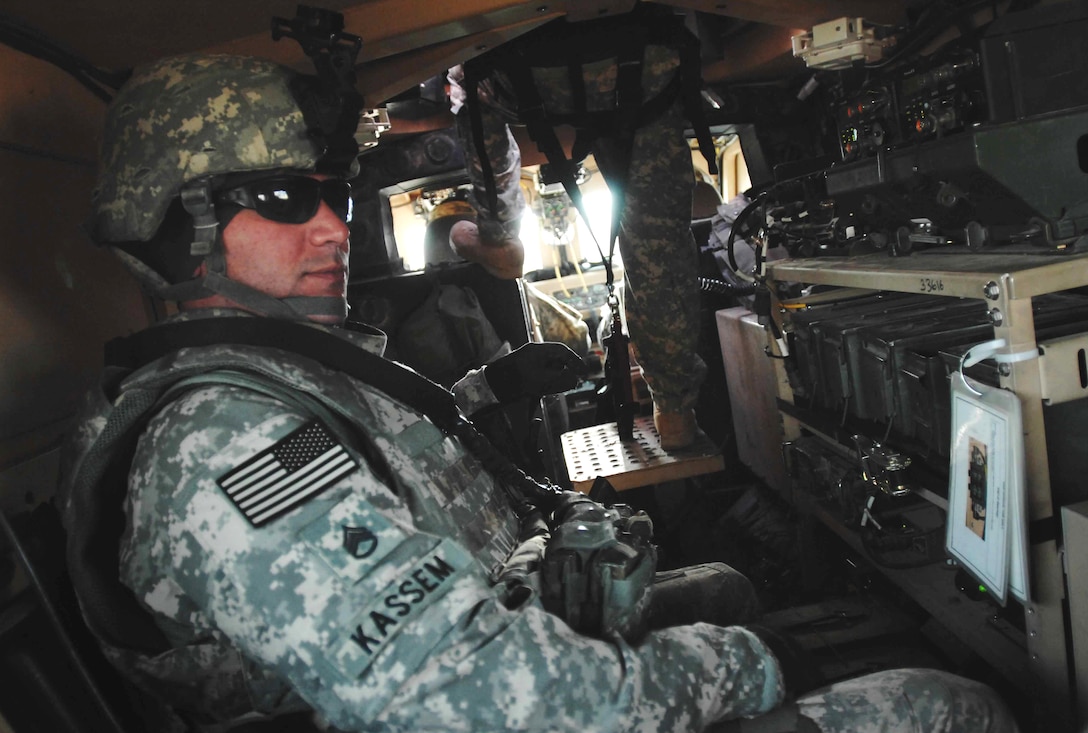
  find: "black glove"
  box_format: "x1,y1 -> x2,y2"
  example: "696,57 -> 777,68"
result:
747,625 -> 824,698
484,342 -> 587,403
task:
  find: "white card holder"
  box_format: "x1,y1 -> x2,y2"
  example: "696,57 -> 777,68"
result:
947,339 -> 1031,606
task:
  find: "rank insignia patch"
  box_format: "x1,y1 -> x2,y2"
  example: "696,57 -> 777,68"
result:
217,421 -> 357,527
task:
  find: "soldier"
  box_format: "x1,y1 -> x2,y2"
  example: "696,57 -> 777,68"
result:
448,5 -> 712,450
59,53 -> 1018,733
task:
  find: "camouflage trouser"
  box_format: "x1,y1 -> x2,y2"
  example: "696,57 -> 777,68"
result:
710,668 -> 1020,733
646,566 -> 1019,733
593,98 -> 707,413
450,48 -> 707,413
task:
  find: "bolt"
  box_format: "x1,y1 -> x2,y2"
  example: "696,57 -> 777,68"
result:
984,281 -> 1000,300
1032,654 -> 1040,661
1028,607 -> 1036,615
999,363 -> 1012,377
536,4 -> 548,11
988,308 -> 1004,326
1030,630 -> 1038,637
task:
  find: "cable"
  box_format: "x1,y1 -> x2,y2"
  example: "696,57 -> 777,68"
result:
699,277 -> 757,297
0,13 -> 129,103
725,194 -> 766,283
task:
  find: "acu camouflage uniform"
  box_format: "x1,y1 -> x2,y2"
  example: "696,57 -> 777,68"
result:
66,49 -> 1018,733
449,22 -> 707,413
61,311 -> 1017,733
61,308 -> 783,732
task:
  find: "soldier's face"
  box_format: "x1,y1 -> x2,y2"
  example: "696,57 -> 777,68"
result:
220,175 -> 351,325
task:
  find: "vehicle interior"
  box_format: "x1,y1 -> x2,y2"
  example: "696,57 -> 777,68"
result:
3,0 -> 1088,731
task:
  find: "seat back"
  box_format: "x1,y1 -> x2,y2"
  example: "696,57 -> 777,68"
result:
0,500 -> 150,733
350,263 -> 560,478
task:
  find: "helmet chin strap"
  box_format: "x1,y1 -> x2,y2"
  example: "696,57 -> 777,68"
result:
176,180 -> 349,323
201,272 -> 349,322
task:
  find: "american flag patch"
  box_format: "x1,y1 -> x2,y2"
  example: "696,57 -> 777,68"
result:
217,421 -> 358,527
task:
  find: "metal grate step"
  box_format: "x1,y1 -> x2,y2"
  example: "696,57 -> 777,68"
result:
560,416 -> 724,493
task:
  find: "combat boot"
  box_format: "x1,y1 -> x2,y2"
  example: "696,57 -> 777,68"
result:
653,404 -> 696,451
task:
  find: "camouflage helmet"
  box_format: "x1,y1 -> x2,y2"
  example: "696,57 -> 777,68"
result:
91,53 -> 358,244
91,53 -> 362,322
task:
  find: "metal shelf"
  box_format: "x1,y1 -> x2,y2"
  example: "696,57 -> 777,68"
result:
797,493 -> 1031,692
769,250 -> 1088,303
767,250 -> 1088,730
779,400 -> 949,511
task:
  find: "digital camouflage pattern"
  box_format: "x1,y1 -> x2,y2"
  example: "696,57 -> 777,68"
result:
65,42 -> 1018,733
794,668 -> 1020,733
91,55 -> 335,244
447,63 -> 525,242
525,282 -> 592,357
449,363 -> 500,415
61,308 -> 784,732
58,311 -> 1021,733
450,42 -> 707,412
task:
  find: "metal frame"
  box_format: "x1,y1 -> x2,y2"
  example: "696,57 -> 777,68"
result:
768,250 -> 1088,730
1060,500 -> 1088,727
1038,333 -> 1088,406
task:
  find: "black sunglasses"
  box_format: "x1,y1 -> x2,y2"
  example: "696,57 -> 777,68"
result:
216,176 -> 353,225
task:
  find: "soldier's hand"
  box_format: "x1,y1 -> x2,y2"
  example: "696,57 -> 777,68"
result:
485,342 -> 587,403
449,220 -> 525,280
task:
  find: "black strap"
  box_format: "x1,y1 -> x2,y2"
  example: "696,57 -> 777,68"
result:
72,317 -> 575,666
108,320 -> 454,504
472,13 -> 711,289
72,320 -> 445,658
678,29 -> 718,176
108,318 -> 573,511
605,31 -> 647,257
106,318 -> 461,432
463,62 -> 501,224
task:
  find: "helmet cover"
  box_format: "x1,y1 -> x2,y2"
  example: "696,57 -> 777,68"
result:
91,54 -> 356,244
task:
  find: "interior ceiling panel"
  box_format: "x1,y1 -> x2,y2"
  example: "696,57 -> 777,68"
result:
2,0 -> 915,104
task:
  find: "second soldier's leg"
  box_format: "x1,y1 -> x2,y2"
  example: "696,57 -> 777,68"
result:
594,101 -> 707,426
707,669 -> 1018,733
795,668 -> 1021,733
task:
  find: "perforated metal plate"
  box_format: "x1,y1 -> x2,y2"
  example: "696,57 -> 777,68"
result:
560,416 -> 724,493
